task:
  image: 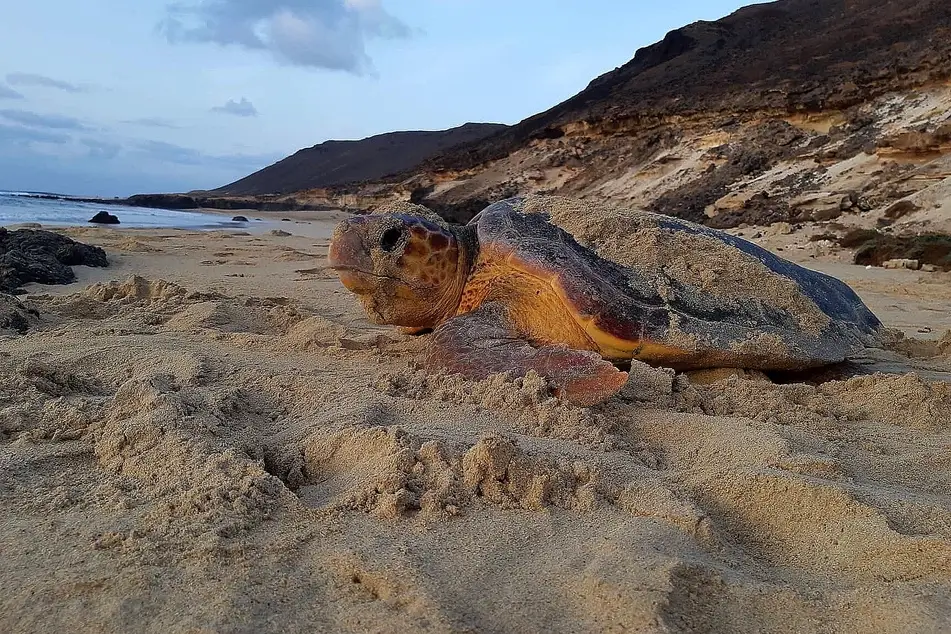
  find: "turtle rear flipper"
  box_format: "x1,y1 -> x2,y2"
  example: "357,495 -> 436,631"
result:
424,303 -> 628,406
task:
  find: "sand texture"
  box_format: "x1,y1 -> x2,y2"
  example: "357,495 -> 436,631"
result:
1,217 -> 950,633
517,195 -> 833,335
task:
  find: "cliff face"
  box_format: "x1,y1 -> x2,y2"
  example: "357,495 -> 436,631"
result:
213,122 -> 507,196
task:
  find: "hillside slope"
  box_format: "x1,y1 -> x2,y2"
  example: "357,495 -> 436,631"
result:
424,0 -> 951,172
213,122 -> 507,196
209,0 -> 951,249
312,0 -> 948,235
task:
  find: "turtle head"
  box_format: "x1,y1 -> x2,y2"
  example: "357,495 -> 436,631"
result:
328,214 -> 467,327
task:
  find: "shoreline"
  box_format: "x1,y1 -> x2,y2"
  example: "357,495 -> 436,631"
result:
10,190 -> 340,214
1,190 -> 353,235
1,206 -> 350,237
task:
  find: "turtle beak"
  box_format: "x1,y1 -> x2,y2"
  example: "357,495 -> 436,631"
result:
328,218 -> 376,293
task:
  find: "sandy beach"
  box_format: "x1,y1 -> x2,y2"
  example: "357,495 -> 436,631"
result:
1,215 -> 950,633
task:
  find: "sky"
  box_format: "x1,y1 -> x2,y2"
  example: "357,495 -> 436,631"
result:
0,0 -> 766,197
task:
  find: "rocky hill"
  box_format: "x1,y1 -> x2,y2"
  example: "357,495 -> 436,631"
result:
423,0 -> 951,173
200,0 -> 951,268
358,0 -> 949,227
213,122 -> 507,196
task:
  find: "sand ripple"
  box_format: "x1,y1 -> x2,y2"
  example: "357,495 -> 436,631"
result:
1,275 -> 949,633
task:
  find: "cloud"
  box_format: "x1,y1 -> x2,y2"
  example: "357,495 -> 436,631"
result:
121,117 -> 181,129
134,138 -> 279,170
137,139 -> 204,165
0,84 -> 24,100
211,97 -> 258,117
0,123 -> 71,145
0,109 -> 91,131
6,72 -> 89,93
0,133 -> 282,197
81,138 -> 122,160
159,0 -> 412,73
206,150 -> 282,171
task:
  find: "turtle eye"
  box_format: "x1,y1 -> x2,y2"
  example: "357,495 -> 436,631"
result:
380,227 -> 402,252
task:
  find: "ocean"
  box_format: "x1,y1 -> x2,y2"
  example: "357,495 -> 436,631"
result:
0,191 -> 261,230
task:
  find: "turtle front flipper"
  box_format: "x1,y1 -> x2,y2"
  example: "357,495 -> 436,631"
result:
424,303 -> 628,407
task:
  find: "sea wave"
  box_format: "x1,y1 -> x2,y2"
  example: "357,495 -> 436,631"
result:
0,191 -> 47,198
0,193 -> 261,230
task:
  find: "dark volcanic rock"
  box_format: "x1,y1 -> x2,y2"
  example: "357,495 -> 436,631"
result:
840,229 -> 951,270
231,215 -> 249,222
0,228 -> 109,293
414,183 -> 520,224
883,200 -> 920,220
89,211 -> 120,224
708,193 -> 793,230
0,294 -> 39,334
126,194 -> 199,209
121,193 -> 332,213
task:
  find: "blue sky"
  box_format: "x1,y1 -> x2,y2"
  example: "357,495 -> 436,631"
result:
0,0 -> 764,197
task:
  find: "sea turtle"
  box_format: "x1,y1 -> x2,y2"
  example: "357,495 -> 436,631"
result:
328,195 -> 882,405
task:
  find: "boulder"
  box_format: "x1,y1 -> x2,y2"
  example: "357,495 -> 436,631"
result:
883,200 -> 919,220
89,211 -> 120,224
0,228 -> 109,293
0,293 -> 39,334
766,221 -> 794,237
231,215 -> 249,222
882,258 -> 921,270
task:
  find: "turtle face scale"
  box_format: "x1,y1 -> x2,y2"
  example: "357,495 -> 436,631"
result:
328,214 -> 465,327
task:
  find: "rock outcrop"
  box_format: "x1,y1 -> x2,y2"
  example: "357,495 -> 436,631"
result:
0,293 -> 39,333
0,228 -> 109,293
89,211 -> 120,224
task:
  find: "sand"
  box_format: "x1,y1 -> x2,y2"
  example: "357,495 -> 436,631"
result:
1,216 -> 950,633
